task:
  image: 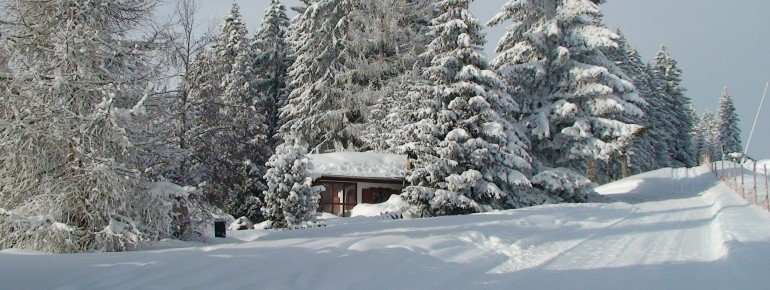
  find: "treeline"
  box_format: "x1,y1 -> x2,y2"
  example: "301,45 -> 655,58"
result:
0,0 -> 741,253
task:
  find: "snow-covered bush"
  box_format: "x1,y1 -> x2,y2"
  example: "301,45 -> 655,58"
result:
148,182 -> 212,241
261,136 -> 324,229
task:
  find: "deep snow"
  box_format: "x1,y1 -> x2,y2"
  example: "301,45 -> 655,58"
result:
2,165 -> 770,289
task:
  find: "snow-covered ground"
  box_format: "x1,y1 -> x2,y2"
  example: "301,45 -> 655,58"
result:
2,165 -> 770,289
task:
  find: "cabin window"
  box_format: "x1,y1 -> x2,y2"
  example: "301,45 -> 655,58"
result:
318,182 -> 357,217
362,188 -> 400,204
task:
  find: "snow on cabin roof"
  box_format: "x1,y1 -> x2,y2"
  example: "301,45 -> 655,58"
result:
307,152 -> 407,180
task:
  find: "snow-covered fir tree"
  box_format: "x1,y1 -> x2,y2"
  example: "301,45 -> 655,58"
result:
215,4 -> 268,222
488,0 -> 643,201
717,87 -> 742,154
700,109 -> 720,160
0,0 -> 170,253
188,3 -> 269,222
252,0 -> 292,145
690,105 -> 705,164
187,50 -> 221,189
652,46 -> 697,167
262,135 -> 323,229
219,42 -> 270,223
358,0 -> 434,152
283,0 -> 371,152
641,63 -> 677,168
401,0 -> 537,217
602,32 -> 659,177
283,0 -> 433,152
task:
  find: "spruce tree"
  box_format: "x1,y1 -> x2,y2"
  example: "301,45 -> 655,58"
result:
189,4 -> 268,222
283,0 -> 432,152
700,109 -> 720,160
219,42 -> 270,223
283,0 -> 369,152
0,0 -> 169,253
642,64 -> 677,168
602,32 -> 660,176
652,46 -> 697,167
488,0 -> 643,200
253,0 -> 292,145
401,0 -> 536,217
690,106 -> 705,164
262,136 -> 323,229
717,87 -> 742,154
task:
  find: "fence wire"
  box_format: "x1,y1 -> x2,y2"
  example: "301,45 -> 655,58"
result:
709,160 -> 770,211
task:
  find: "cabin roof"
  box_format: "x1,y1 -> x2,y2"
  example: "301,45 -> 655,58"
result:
307,151 -> 407,180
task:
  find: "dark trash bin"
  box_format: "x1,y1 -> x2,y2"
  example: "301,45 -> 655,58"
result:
214,220 -> 226,238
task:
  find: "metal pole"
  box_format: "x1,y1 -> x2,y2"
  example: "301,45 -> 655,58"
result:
744,82 -> 769,157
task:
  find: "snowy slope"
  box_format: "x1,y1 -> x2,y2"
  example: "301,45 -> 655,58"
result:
2,166 -> 770,289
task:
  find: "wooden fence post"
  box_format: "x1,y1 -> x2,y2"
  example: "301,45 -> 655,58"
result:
765,164 -> 769,211
753,163 -> 758,205
721,161 -> 725,181
740,162 -> 745,197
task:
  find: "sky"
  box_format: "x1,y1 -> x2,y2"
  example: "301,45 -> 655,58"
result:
157,0 -> 770,159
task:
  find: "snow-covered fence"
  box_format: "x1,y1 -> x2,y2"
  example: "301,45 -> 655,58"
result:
710,160 -> 770,211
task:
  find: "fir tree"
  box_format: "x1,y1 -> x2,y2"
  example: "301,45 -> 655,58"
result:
690,105 -> 705,164
642,63 -> 677,168
717,87 -> 742,154
401,0 -> 536,217
262,136 -> 323,229
189,3 -> 269,222
253,0 -> 292,145
652,46 -> 697,167
219,42 -> 270,223
602,32 -> 659,176
700,109 -> 720,160
283,0 -> 432,152
283,0 -> 369,152
488,0 -> 643,200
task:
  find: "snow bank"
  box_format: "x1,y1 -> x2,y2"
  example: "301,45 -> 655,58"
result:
753,159 -> 770,174
350,195 -> 408,217
228,217 -> 254,231
307,151 -> 407,179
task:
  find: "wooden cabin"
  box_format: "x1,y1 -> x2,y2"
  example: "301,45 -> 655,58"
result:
307,152 -> 407,217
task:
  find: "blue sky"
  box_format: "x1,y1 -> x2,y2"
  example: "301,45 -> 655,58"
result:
158,0 -> 770,159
